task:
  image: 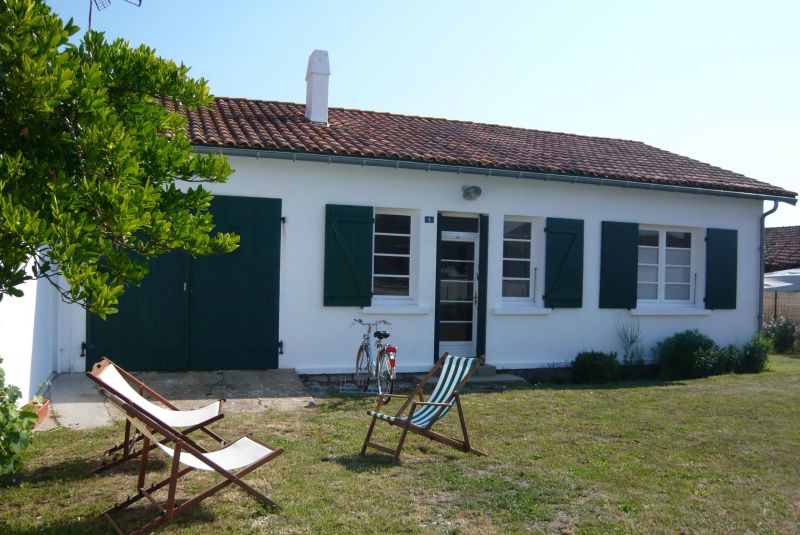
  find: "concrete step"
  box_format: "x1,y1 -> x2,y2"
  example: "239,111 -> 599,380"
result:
415,371 -> 527,386
475,364 -> 497,377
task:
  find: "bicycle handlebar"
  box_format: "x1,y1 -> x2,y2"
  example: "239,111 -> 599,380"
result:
351,318 -> 391,327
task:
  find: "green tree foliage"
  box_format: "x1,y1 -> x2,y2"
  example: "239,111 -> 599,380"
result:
0,0 -> 236,316
0,358 -> 39,475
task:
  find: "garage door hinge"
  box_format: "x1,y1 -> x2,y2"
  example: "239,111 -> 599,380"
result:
278,340 -> 284,355
281,216 -> 286,223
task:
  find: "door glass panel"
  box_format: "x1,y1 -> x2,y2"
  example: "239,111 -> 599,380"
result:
440,323 -> 473,341
637,265 -> 658,282
638,247 -> 658,264
373,277 -> 409,296
504,220 -> 531,239
440,281 -> 473,300
441,241 -> 475,260
439,260 -> 474,280
666,231 -> 691,248
440,302 -> 473,321
666,266 -> 690,283
638,282 -> 658,299
666,249 -> 690,265
440,216 -> 479,232
638,230 -> 659,246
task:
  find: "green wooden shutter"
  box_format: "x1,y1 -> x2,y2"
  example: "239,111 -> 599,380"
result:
324,204 -> 373,306
705,228 -> 737,310
599,221 -> 639,309
544,218 -> 584,308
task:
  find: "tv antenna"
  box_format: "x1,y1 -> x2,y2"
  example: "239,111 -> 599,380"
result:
88,0 -> 142,31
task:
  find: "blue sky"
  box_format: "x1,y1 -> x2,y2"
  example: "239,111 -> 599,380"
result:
48,0 -> 799,227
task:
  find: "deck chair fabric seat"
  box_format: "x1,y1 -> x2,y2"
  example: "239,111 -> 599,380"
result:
99,363 -> 222,427
96,386 -> 283,535
361,353 -> 486,462
86,358 -> 226,474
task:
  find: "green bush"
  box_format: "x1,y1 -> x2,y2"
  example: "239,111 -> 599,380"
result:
741,334 -> 771,373
763,317 -> 798,353
572,351 -> 620,383
0,358 -> 40,476
654,329 -> 717,379
694,345 -> 741,376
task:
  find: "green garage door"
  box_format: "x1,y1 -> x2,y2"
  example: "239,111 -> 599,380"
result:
86,196 -> 281,371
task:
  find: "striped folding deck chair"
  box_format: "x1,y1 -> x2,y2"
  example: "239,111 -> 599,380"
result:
360,353 -> 486,462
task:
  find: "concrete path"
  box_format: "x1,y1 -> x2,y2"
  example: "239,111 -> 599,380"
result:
37,369 -> 315,431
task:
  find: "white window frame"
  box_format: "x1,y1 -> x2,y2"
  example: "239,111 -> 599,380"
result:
637,225 -> 697,306
371,208 -> 418,303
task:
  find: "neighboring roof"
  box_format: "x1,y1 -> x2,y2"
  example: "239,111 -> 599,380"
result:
170,98 -> 796,199
765,226 -> 800,272
764,268 -> 800,293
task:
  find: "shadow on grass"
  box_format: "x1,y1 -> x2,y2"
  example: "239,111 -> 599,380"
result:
0,457 -> 168,487
321,452 -> 396,472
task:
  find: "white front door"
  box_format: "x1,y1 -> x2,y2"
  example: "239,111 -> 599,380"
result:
438,232 -> 478,358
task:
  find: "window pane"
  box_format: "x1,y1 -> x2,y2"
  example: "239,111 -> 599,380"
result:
440,303 -> 473,321
374,235 -> 410,255
374,255 -> 409,275
503,240 -> 531,259
666,231 -> 691,248
439,261 -> 474,280
373,277 -> 409,296
503,260 -> 530,278
665,284 -> 690,300
502,280 -> 530,298
638,247 -> 659,264
666,266 -> 690,283
440,216 -> 479,232
665,249 -> 690,266
375,214 -> 410,234
637,265 -> 658,283
638,283 -> 658,299
504,221 -> 531,239
439,322 -> 472,341
440,281 -> 473,300
638,230 -> 659,246
440,241 -> 474,261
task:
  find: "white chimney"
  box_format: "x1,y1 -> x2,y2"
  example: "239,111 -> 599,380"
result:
305,50 -> 330,123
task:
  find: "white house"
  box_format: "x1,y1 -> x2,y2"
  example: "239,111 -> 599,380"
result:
1,50 -> 796,400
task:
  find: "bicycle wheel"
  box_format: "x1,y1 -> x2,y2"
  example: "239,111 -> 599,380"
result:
375,352 -> 394,395
355,344 -> 369,390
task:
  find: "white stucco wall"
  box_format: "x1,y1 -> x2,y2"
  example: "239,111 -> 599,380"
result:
0,276 -> 59,401
16,155 -> 766,376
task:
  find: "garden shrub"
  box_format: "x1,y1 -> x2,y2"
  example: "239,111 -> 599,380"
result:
571,351 -> 620,383
0,357 -> 40,475
654,329 -> 717,379
741,333 -> 771,373
762,317 -> 798,353
693,345 -> 741,376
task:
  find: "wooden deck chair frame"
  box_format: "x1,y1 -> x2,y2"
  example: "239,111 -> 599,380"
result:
95,384 -> 283,535
87,358 -> 227,473
361,353 -> 487,463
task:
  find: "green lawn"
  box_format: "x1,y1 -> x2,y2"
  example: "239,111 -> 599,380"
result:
2,356 -> 800,534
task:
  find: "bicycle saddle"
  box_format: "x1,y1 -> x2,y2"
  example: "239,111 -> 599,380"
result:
373,330 -> 391,340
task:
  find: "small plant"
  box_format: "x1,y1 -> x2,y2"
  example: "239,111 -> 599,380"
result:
741,334 -> 771,373
654,329 -> 717,380
0,358 -> 40,475
615,314 -> 646,365
762,317 -> 798,354
572,351 -> 620,383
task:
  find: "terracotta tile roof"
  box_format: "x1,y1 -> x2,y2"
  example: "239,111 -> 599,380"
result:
169,98 -> 796,199
765,226 -> 800,272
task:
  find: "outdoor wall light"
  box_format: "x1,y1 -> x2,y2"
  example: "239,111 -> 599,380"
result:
462,185 -> 482,200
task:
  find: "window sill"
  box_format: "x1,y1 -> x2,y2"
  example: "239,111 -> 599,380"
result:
492,306 -> 553,316
629,307 -> 711,317
362,304 -> 431,315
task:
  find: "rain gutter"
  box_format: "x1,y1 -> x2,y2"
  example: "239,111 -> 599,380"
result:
193,145 -> 798,206
758,201 -> 781,327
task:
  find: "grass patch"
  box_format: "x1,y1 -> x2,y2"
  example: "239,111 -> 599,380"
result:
2,356 -> 800,533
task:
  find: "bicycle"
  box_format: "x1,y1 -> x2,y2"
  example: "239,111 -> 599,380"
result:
352,318 -> 397,394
